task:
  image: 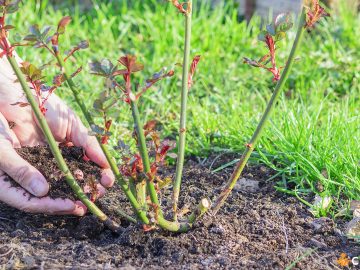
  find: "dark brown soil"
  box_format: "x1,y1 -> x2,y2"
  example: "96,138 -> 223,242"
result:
15,146 -> 101,200
0,147 -> 358,269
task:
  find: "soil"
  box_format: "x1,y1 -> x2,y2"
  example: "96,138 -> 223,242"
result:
0,147 -> 358,269
14,146 -> 102,200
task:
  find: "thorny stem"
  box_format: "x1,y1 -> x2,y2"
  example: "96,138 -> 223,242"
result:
55,54 -> 92,124
123,71 -> 147,207
54,54 -> 149,224
172,1 -> 192,221
130,100 -> 160,208
6,55 -> 120,231
212,8 -> 307,214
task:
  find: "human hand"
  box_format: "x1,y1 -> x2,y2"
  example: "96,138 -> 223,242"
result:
0,55 -> 115,216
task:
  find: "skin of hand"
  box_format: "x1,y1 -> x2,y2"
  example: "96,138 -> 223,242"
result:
0,54 -> 115,216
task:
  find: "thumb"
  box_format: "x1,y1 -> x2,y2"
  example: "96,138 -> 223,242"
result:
0,112 -> 48,197
0,142 -> 49,197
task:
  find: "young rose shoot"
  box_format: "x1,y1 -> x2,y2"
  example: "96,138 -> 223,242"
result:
0,0 -> 21,58
212,3 -> 330,214
305,0 -> 330,29
243,13 -> 293,82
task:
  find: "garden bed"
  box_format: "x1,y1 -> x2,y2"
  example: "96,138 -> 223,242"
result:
0,147 -> 358,269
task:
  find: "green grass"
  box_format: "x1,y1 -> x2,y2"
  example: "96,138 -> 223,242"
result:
9,0 -> 360,215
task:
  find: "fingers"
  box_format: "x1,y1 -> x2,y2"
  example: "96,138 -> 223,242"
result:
0,113 -> 48,196
0,171 -> 85,215
55,201 -> 87,216
0,142 -> 49,197
101,168 -> 115,188
42,95 -> 115,187
81,138 -> 115,187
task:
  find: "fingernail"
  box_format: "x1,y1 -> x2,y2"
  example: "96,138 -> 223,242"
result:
29,179 -> 48,197
101,170 -> 115,187
73,201 -> 87,216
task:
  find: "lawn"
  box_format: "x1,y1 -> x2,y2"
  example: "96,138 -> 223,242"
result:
10,0 -> 360,214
